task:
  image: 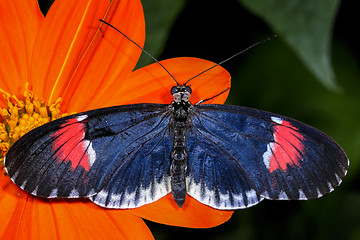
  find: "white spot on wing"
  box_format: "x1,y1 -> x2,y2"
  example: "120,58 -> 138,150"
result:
69,188 -> 80,197
86,141 -> 96,167
88,188 -> 96,196
317,188 -> 322,198
298,189 -> 307,200
278,191 -> 289,200
345,159 -> 350,174
90,190 -> 109,207
3,157 -> 8,173
335,173 -> 341,183
31,186 -> 38,195
261,191 -> 270,198
246,189 -> 260,206
262,142 -> 274,170
49,188 -> 58,197
9,169 -> 19,182
271,116 -> 283,124
77,115 -> 88,122
20,180 -> 27,190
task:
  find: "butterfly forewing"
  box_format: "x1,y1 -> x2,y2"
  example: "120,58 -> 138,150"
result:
5,114 -> 93,198
186,104 -> 348,209
5,103 -> 173,207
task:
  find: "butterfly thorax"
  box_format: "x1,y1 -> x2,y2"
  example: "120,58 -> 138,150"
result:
170,85 -> 192,207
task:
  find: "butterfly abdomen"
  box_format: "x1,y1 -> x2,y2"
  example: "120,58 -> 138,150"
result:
170,126 -> 188,208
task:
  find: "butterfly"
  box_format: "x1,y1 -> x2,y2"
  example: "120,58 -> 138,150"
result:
4,81 -> 348,210
4,21 -> 348,210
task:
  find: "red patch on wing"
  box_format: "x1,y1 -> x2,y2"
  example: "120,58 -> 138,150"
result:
269,120 -> 305,173
52,117 -> 91,171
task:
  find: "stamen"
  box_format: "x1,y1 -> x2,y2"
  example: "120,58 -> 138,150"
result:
0,83 -> 70,171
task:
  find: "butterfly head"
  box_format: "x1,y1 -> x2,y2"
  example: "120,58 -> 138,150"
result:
171,85 -> 192,103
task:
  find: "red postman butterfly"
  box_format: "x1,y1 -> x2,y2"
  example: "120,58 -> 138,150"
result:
4,22 -> 348,210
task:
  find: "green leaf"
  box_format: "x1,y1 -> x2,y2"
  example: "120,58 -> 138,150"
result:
136,0 -> 186,69
238,0 -> 341,90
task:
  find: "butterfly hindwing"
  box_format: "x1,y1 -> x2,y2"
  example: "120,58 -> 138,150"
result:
87,104 -> 173,208
5,103 -> 172,208
186,104 -> 348,209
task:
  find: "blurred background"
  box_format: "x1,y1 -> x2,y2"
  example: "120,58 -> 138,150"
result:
38,0 -> 359,239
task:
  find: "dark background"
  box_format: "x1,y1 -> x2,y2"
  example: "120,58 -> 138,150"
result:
37,0 -> 359,239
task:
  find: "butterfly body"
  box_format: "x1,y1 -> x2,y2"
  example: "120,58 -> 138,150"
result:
170,85 -> 193,207
4,84 -> 348,210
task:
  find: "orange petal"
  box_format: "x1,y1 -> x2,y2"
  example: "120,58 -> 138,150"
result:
0,0 -> 43,95
49,199 -> 154,240
131,194 -> 233,228
86,57 -> 231,110
0,175 -> 153,239
61,0 -> 145,113
29,0 -> 145,113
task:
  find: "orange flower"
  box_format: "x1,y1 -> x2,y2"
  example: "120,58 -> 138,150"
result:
0,0 -> 232,238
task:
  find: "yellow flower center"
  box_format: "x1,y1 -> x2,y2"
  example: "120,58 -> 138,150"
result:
0,83 -> 70,170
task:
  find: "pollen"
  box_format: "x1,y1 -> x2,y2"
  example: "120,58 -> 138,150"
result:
0,83 -> 70,170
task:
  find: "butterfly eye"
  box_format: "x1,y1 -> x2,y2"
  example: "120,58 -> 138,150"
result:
173,92 -> 181,102
182,92 -> 191,102
185,86 -> 192,94
171,86 -> 178,95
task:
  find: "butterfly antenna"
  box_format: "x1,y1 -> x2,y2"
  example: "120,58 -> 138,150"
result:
99,19 -> 179,85
195,87 -> 230,105
185,35 -> 277,85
